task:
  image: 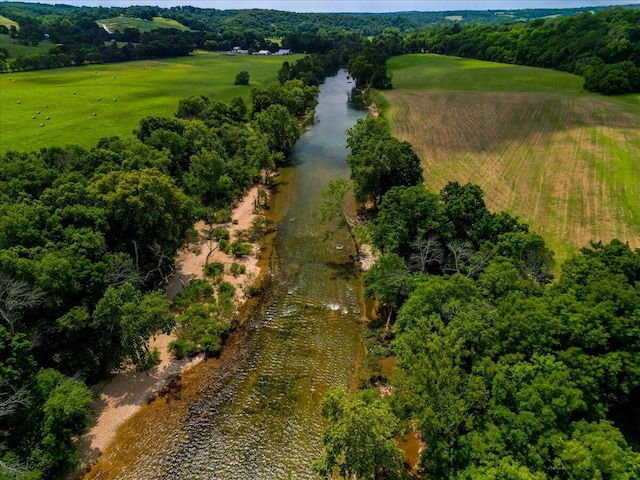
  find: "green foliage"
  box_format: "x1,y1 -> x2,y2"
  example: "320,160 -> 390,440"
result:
404,7 -> 640,95
314,387 -> 406,480
171,302 -> 228,357
388,240 -> 640,478
252,104 -> 300,157
234,70 -> 250,86
217,281 -> 236,307
346,116 -> 423,206
139,347 -> 161,371
229,262 -> 246,277
203,261 -> 225,282
91,283 -> 172,375
172,279 -> 214,310
230,241 -> 252,258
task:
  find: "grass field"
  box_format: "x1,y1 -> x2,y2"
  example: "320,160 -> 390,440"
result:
97,16 -> 191,33
384,54 -> 640,262
0,51 -> 301,153
0,33 -> 54,57
0,15 -> 19,29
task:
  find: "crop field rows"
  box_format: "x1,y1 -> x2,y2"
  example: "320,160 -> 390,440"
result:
385,54 -> 640,261
0,52 -> 300,152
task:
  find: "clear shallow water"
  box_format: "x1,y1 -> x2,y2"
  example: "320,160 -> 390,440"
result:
86,70 -> 368,479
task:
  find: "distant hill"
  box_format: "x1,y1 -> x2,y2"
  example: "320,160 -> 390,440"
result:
96,16 -> 191,35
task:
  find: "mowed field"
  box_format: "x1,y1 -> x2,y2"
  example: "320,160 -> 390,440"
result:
384,54 -> 640,261
0,51 -> 301,152
96,16 -> 191,33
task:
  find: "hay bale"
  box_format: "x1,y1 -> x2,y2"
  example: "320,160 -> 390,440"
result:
40,123 -> 44,127
36,111 -> 40,114
32,115 -> 36,119
16,101 -> 20,104
113,98 -> 117,102
46,116 -> 50,120
73,91 -> 76,94
93,113 -> 97,116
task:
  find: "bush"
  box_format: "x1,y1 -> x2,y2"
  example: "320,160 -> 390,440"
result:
169,339 -> 200,359
231,241 -> 252,257
184,227 -> 200,244
203,261 -> 225,282
172,279 -> 214,310
219,238 -> 231,254
229,262 -> 246,276
138,347 -> 161,370
211,227 -> 229,241
234,70 -> 250,85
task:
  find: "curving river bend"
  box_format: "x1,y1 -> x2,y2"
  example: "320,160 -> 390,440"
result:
85,70 -> 368,479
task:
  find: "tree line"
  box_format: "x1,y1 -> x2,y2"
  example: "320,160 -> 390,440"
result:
315,115 -> 640,478
3,1 -> 638,85
405,7 -> 640,95
0,66 -> 319,478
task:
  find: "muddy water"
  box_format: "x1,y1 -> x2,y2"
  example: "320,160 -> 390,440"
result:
86,70 -> 368,479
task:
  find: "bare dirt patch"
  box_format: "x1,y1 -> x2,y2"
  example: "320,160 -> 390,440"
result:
384,90 -> 640,260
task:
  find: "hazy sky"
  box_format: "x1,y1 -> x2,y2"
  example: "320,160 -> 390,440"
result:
9,0 -> 640,13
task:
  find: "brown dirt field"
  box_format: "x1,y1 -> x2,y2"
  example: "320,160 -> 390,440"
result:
385,90 -> 640,261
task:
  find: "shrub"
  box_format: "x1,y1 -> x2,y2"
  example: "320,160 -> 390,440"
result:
138,348 -> 161,370
229,262 -> 246,276
219,238 -> 231,254
184,227 -> 200,244
172,279 -> 214,310
234,70 -> 250,85
169,339 -> 200,359
231,241 -> 252,257
203,261 -> 225,282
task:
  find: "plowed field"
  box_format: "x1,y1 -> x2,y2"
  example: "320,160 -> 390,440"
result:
384,55 -> 640,261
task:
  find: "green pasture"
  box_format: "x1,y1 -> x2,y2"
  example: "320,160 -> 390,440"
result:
96,16 -> 191,33
383,53 -> 640,263
0,33 -> 53,57
0,15 -> 19,29
0,51 -> 301,152
387,54 -> 585,93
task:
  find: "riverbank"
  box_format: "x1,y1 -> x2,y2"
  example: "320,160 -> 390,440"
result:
75,185 -> 267,475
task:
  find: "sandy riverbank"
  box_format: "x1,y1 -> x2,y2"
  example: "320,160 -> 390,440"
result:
76,185 -> 267,473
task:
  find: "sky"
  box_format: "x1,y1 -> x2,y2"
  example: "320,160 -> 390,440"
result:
8,0 -> 640,13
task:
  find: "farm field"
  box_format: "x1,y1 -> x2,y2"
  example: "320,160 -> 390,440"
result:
96,16 -> 191,33
0,51 -> 301,152
384,54 -> 640,262
0,33 -> 54,57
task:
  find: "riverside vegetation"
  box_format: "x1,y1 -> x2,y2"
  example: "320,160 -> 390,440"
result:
1,3 -> 640,479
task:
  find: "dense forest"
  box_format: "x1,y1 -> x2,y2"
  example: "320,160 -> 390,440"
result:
313,118 -> 640,478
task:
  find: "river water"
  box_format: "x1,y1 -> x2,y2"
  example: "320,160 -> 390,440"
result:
85,70 -> 368,479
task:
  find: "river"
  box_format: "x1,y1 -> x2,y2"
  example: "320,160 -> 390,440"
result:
84,69 -> 368,479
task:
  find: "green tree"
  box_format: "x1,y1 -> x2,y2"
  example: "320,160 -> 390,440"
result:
252,104 -> 300,156
88,168 -> 193,281
314,387 -> 405,480
319,178 -> 361,256
91,282 -> 172,375
234,70 -> 250,85
346,131 -> 423,206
